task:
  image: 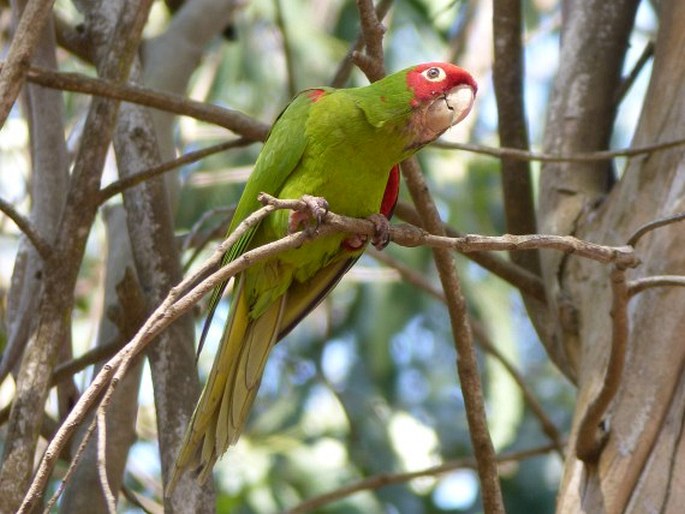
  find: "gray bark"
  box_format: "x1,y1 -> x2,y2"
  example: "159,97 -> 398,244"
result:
552,0 -> 685,511
538,0 -> 640,381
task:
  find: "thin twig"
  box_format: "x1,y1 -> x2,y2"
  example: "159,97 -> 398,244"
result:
627,211 -> 685,247
284,443 -> 557,514
473,324 -> 566,458
628,275 -> 685,297
438,138 -> 685,163
99,138 -> 253,203
43,416 -> 99,513
576,267 -> 630,462
97,409 -> 117,513
0,196 -> 52,258
615,40 -> 654,103
274,0 -> 297,98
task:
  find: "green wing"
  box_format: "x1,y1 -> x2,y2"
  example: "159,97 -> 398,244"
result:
197,89 -> 329,354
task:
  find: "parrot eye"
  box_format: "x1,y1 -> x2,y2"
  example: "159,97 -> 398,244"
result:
421,67 -> 446,82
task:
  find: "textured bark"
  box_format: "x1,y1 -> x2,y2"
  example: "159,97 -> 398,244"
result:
556,0 -> 685,511
0,2 -> 151,511
538,0 -> 640,381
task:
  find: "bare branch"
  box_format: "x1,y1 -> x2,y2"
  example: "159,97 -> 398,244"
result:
439,137 -> 685,163
21,64 -> 270,141
274,0 -> 297,98
284,444 -> 558,514
0,196 -> 52,258
330,0 -> 393,87
0,0 -> 56,127
576,267 -> 630,462
400,156 -> 506,513
628,275 -> 685,296
395,201 -> 547,303
352,0 -> 386,82
473,323 -> 566,458
615,40 -> 654,102
43,416 -> 98,513
627,211 -> 685,247
96,410 -> 117,514
99,138 -> 253,203
492,0 -> 539,271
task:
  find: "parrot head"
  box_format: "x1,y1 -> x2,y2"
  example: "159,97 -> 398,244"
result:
405,62 -> 477,147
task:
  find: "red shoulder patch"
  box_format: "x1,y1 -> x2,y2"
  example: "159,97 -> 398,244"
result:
380,164 -> 400,218
306,88 -> 326,102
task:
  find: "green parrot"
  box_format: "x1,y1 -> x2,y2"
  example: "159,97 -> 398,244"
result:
170,62 -> 477,488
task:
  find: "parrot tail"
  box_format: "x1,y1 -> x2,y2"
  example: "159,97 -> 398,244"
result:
168,275 -> 286,492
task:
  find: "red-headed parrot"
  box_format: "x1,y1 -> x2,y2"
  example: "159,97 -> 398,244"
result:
170,62 -> 477,486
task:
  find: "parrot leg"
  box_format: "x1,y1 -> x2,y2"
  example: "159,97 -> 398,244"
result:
289,194 -> 329,233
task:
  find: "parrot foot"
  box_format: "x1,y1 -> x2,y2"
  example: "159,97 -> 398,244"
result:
367,213 -> 391,250
289,195 -> 329,233
341,214 -> 391,251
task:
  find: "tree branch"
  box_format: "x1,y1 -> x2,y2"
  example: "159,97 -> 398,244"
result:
21,64 -> 270,140
352,0 -> 386,82
575,266 -> 630,462
492,0 -> 539,271
98,138 -> 253,203
627,211 -> 685,247
0,196 -> 52,258
284,444 -> 557,514
0,0 -> 56,127
395,201 -> 547,303
438,137 -> 685,163
628,275 -> 685,296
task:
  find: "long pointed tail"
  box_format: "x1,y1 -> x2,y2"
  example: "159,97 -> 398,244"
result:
168,276 -> 286,491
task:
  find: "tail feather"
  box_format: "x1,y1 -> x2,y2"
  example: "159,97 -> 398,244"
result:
216,293 -> 286,451
168,276 -> 285,491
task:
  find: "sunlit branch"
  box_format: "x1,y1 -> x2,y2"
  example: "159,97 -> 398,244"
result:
98,138 -> 253,204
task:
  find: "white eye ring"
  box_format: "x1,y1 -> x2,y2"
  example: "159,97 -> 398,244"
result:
421,67 -> 446,82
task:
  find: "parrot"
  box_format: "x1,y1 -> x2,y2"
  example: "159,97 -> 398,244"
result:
169,62 -> 477,489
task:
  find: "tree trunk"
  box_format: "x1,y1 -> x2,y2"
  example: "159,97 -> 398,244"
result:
555,0 -> 685,511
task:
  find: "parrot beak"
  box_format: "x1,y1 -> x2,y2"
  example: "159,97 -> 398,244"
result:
424,84 -> 475,136
444,84 -> 476,127
408,84 -> 476,149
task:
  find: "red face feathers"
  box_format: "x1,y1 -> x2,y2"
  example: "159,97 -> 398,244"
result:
405,62 -> 477,146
